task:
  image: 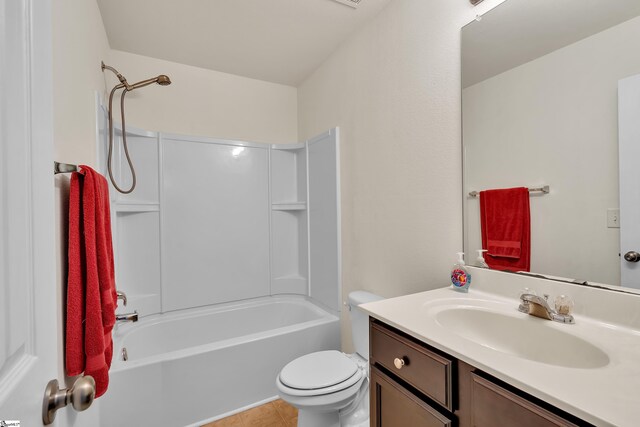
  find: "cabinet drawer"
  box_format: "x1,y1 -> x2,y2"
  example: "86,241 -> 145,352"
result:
470,373 -> 579,427
370,322 -> 453,411
371,366 -> 452,427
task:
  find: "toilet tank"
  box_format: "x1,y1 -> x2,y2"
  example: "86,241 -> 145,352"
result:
348,291 -> 384,360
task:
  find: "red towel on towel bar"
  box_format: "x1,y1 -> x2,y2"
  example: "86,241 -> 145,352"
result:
66,165 -> 117,398
480,187 -> 531,272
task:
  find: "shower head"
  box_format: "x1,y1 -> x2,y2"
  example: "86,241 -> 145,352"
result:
157,75 -> 171,86
128,75 -> 172,90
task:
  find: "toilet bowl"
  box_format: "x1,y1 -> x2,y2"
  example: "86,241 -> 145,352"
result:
276,291 -> 384,427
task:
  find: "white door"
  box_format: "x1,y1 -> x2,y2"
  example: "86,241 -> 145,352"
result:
618,74 -> 640,289
0,0 -> 58,424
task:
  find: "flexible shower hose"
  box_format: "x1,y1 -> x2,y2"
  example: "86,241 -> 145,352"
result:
106,85 -> 136,194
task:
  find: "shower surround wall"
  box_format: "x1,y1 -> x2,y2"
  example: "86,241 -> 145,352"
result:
99,120 -> 341,317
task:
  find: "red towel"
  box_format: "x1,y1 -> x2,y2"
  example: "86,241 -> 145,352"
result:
66,166 -> 117,398
480,187 -> 530,272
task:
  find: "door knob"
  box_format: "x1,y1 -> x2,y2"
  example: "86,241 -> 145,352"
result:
42,376 -> 95,424
624,251 -> 640,262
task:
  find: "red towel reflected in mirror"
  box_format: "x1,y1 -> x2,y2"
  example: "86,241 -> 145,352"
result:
480,187 -> 531,272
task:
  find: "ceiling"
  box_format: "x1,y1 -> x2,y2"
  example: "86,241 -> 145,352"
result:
462,0 -> 640,88
97,0 -> 392,86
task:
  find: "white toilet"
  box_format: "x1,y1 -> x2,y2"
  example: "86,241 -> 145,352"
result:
276,291 -> 384,427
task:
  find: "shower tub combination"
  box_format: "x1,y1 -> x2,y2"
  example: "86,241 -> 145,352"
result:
99,295 -> 339,427
96,117 -> 342,426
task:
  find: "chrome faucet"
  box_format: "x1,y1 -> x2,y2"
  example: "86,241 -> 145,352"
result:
518,294 -> 574,324
116,290 -> 127,306
116,311 -> 138,323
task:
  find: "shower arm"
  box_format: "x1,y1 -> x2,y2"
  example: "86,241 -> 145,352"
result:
102,61 -> 132,91
129,77 -> 162,90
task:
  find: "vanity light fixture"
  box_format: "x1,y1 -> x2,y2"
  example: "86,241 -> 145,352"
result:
470,0 -> 485,5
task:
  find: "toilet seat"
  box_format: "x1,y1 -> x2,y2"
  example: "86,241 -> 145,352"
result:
277,351 -> 364,397
278,374 -> 366,412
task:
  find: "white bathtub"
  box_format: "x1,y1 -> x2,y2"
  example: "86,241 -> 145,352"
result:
99,296 -> 340,427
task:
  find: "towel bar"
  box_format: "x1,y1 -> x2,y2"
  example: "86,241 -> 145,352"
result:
54,161 -> 78,174
468,185 -> 549,198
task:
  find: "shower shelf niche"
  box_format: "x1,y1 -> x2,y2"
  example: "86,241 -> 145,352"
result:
270,142 -> 309,295
270,143 -> 307,206
99,120 -> 163,316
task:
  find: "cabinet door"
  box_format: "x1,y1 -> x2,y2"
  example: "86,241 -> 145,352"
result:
470,373 -> 579,427
371,367 -> 452,427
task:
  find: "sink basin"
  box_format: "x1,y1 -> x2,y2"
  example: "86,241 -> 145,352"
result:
435,307 -> 609,369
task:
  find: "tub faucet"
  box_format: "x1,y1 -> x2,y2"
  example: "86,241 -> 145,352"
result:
116,311 -> 138,323
518,294 -> 574,324
116,290 -> 127,306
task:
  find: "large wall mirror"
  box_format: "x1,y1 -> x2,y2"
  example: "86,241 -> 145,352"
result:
462,0 -> 640,289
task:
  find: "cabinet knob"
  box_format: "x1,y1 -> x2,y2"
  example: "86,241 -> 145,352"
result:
394,357 -> 406,369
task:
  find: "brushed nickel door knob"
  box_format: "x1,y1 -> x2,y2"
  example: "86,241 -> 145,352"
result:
394,357 -> 406,369
624,251 -> 640,262
42,376 -> 96,425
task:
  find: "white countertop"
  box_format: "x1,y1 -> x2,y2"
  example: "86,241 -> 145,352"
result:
360,270 -> 640,427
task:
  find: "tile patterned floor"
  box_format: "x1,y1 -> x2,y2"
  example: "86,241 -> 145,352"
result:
202,399 -> 298,427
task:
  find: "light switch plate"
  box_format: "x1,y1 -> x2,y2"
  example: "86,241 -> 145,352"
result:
607,208 -> 620,228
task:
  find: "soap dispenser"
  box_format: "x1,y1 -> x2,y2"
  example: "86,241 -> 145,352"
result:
475,249 -> 489,268
451,252 -> 471,293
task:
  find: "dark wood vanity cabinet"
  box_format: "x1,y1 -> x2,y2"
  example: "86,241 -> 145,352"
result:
371,366 -> 453,427
369,319 -> 592,427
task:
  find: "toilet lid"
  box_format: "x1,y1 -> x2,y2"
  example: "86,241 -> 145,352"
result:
279,350 -> 359,390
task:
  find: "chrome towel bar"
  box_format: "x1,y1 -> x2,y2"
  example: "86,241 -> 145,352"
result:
54,161 -> 78,174
468,185 -> 550,198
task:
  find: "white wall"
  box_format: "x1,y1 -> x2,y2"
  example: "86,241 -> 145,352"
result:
108,50 -> 298,144
463,16 -> 640,286
53,0 -> 111,167
298,0 -> 506,350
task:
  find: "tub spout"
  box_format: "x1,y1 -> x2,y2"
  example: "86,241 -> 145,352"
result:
116,311 -> 138,323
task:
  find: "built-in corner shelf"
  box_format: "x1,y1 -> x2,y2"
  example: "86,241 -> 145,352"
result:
113,203 -> 160,213
270,143 -> 309,297
271,142 -> 306,151
272,202 -> 307,211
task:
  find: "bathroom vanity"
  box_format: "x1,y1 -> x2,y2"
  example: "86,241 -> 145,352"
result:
361,267 -> 640,427
369,319 -> 588,427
